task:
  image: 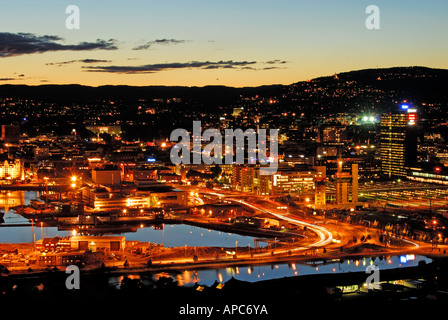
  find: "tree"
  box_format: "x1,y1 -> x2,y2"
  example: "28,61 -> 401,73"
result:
210,165 -> 222,178
99,132 -> 112,145
0,264 -> 9,275
120,275 -> 143,291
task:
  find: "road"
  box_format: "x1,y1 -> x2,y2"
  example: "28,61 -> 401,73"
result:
104,184 -> 428,272
189,187 -> 423,254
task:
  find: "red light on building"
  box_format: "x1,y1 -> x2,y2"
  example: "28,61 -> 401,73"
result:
407,113 -> 417,125
435,167 -> 441,173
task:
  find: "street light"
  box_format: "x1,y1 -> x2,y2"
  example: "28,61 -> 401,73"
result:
70,176 -> 78,200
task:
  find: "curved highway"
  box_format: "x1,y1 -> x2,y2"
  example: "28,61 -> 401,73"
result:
194,188 -> 334,249
229,198 -> 333,247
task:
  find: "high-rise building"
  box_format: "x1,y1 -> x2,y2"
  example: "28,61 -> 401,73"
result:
335,160 -> 350,205
313,166 -> 326,206
379,104 -> 417,177
351,163 -> 358,204
334,161 -> 358,206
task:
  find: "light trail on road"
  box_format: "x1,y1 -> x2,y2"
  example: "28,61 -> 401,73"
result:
228,199 -> 333,247
188,188 -> 423,261
194,188 -> 334,248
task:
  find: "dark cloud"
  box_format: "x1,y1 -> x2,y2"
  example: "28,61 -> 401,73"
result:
265,59 -> 288,64
46,59 -> 112,66
133,39 -> 188,50
0,32 -> 118,57
84,60 -> 258,74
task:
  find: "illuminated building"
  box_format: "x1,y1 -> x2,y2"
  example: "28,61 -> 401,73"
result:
69,235 -> 125,252
232,107 -> 244,117
269,168 -> 316,195
232,165 -> 256,193
319,126 -> 346,143
34,146 -> 50,160
85,125 -> 122,136
314,166 -> 327,206
81,185 -> 187,210
0,159 -> 24,180
231,164 -> 318,196
92,166 -> 121,186
132,167 -> 157,184
379,104 -> 418,177
334,161 -> 358,206
335,161 -> 350,205
407,166 -> 448,185
352,164 -> 358,204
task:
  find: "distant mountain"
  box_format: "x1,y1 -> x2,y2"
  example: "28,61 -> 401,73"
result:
0,66 -> 447,114
284,66 -> 448,115
309,66 -> 448,100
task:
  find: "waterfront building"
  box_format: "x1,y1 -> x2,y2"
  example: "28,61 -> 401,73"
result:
81,184 -> 187,210
0,158 -> 24,180
36,235 -> 126,253
70,235 -> 126,252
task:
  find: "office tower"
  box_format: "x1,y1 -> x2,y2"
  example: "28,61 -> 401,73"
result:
231,165 -> 256,193
334,161 -> 358,206
351,163 -> 358,204
313,166 -> 326,206
335,159 -> 350,205
379,105 -> 417,178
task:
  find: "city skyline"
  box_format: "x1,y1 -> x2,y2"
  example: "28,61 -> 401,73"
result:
0,0 -> 448,87
3,1 -> 448,314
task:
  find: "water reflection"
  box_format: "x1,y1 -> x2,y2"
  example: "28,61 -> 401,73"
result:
171,255 -> 432,287
124,224 -> 257,248
0,190 -> 25,216
0,191 -> 263,249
